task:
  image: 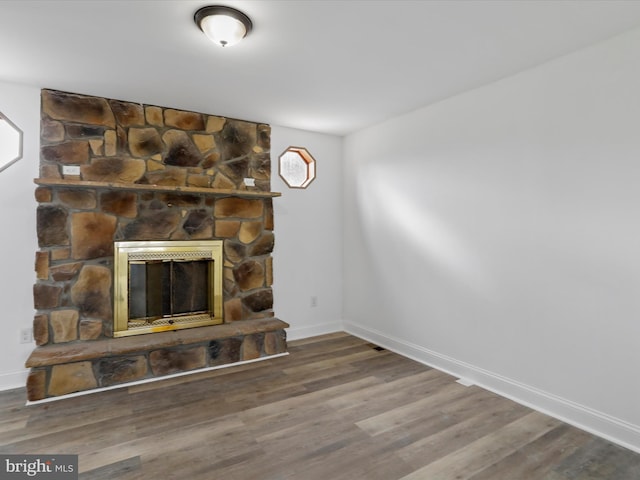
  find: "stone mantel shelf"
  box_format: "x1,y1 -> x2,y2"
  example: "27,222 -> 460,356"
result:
26,318 -> 289,368
34,178 -> 282,199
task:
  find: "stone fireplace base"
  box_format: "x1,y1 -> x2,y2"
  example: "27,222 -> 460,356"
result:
26,318 -> 288,401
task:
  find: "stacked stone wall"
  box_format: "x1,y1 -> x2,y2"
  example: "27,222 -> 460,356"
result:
27,89 -> 287,401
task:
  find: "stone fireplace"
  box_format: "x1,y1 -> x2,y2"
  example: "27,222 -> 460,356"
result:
26,89 -> 288,401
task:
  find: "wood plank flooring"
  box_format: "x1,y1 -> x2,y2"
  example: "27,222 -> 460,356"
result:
1,332 -> 639,479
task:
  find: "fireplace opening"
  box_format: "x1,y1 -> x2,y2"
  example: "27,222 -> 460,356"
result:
114,240 -> 223,337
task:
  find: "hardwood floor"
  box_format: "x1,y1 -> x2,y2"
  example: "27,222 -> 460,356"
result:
1,332 -> 639,479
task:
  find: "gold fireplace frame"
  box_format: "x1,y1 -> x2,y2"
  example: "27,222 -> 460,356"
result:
113,240 -> 224,337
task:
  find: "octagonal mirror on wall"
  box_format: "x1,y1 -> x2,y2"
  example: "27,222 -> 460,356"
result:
278,146 -> 316,189
0,110 -> 23,173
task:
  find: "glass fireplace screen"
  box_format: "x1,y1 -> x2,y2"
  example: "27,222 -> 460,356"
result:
113,240 -> 223,337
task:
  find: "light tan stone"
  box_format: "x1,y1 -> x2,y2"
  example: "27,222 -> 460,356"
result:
145,106 -> 163,126
214,198 -> 263,219
206,116 -> 226,133
35,187 -> 52,203
239,221 -> 262,244
147,159 -> 165,171
35,251 -> 49,280
145,168 -> 188,186
192,134 -> 216,153
49,362 -> 97,396
265,256 -> 273,286
164,109 -> 205,131
51,309 -> 79,343
215,220 -> 240,238
51,248 -> 70,261
89,139 -> 104,155
187,175 -> 210,188
212,173 -> 235,190
104,130 -> 117,156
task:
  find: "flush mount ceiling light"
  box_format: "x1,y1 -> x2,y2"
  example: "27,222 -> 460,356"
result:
194,5 -> 253,47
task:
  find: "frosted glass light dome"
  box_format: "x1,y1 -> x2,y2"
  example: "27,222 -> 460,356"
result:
195,6 -> 253,47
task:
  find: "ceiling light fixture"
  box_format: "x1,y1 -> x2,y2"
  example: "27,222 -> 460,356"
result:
194,5 -> 253,47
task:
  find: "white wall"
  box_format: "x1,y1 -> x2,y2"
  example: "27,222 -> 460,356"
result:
0,81 -> 40,390
271,126 -> 343,339
343,27 -> 640,451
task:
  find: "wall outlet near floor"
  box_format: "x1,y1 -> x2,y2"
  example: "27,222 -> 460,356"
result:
20,328 -> 33,344
310,296 -> 318,307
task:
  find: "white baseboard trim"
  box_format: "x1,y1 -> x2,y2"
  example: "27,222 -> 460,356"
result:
286,322 -> 343,341
343,319 -> 640,454
0,370 -> 29,392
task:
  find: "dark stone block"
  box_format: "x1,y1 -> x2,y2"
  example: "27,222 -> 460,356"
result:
100,191 -> 138,218
42,89 -> 116,127
41,141 -> 90,165
70,265 -> 112,320
37,206 -> 69,247
33,314 -> 49,346
129,128 -> 163,157
149,347 -> 206,376
81,157 -> 145,183
66,125 -> 106,138
163,130 -> 202,167
98,356 -> 148,387
158,193 -> 202,207
27,369 -> 47,401
220,120 -> 256,161
33,284 -> 62,309
257,124 -> 271,149
109,99 -> 145,127
224,241 -> 247,264
183,209 -> 213,236
209,337 -> 242,366
123,211 -> 181,240
249,232 -> 275,256
243,289 -> 273,312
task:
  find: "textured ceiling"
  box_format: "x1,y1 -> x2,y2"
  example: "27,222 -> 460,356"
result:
1,0 -> 640,135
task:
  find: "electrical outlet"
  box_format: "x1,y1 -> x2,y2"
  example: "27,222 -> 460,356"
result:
20,328 -> 33,344
243,177 -> 255,187
62,165 -> 81,176
310,296 -> 318,307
